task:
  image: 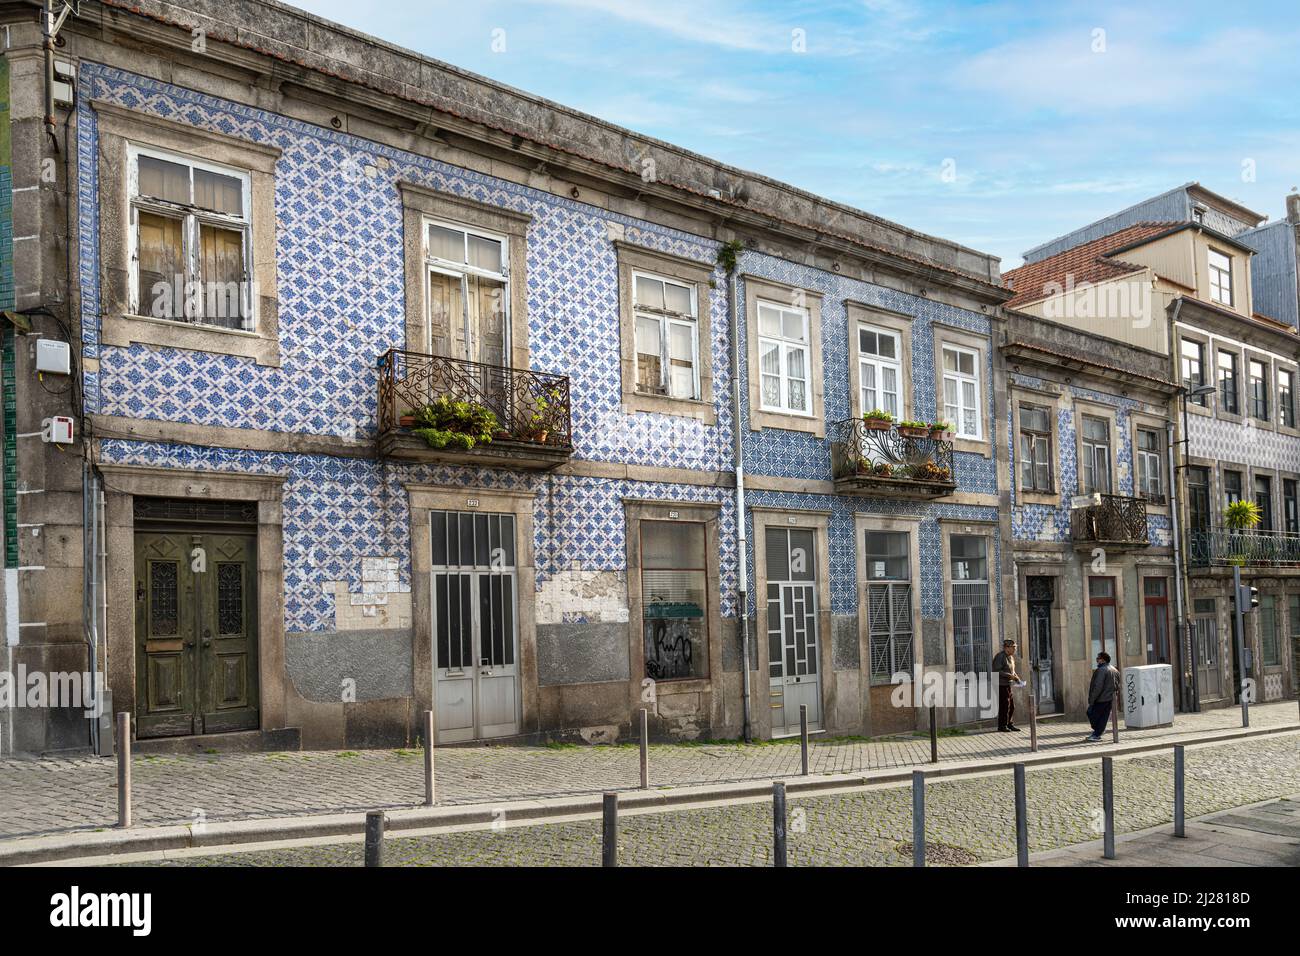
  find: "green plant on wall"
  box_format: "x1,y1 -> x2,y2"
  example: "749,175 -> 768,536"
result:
411,397 -> 498,451
716,239 -> 745,273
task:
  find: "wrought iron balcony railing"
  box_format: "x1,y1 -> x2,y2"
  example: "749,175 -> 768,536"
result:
1187,527 -> 1300,568
377,348 -> 572,454
1069,493 -> 1150,547
830,418 -> 957,498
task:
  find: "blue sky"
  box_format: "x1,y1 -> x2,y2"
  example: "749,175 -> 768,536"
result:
295,0 -> 1300,269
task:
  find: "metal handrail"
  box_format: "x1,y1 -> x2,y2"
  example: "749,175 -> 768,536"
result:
1187,526 -> 1300,568
830,418 -> 956,485
1070,493 -> 1149,545
377,348 -> 572,448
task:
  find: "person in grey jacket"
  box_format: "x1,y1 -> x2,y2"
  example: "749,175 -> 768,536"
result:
1086,651 -> 1120,741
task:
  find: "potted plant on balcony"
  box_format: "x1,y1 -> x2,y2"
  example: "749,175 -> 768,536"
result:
524,385 -> 565,444
1223,499 -> 1262,566
871,461 -> 894,478
929,420 -> 953,440
913,461 -> 953,483
862,409 -> 894,431
896,419 -> 930,439
411,397 -> 499,451
398,410 -> 418,428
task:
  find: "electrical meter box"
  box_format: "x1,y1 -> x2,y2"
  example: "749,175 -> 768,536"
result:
36,339 -> 71,375
1123,664 -> 1174,728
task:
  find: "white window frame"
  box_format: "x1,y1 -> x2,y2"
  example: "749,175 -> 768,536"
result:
1208,249 -> 1233,306
631,269 -> 700,401
1136,427 -> 1163,500
756,299 -> 812,417
1080,414 -> 1112,495
422,215 -> 511,363
126,143 -> 254,329
942,345 -> 982,439
858,323 -> 903,419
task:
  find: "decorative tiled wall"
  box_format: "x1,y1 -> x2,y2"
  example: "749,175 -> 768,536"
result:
1007,372 -> 1171,547
79,62 -> 1004,640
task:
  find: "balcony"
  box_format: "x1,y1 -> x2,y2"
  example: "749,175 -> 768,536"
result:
829,418 -> 957,499
1187,528 -> 1300,568
1069,494 -> 1150,549
377,348 -> 572,470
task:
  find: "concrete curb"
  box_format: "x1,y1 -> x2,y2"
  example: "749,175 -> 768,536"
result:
4,721 -> 1296,866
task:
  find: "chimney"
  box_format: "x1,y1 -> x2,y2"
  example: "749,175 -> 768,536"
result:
1287,192 -> 1300,225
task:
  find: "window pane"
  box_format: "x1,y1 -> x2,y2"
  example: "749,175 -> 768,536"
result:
788,529 -> 815,581
635,275 -> 664,311
635,316 -> 663,393
859,329 -> 877,355
428,223 -> 464,262
197,223 -> 246,326
137,211 -> 185,314
782,310 -> 805,341
193,168 -> 244,215
668,322 -> 696,399
643,569 -> 708,680
876,332 -> 896,359
758,303 -> 781,336
467,234 -> 503,272
664,281 -> 693,316
137,155 -> 189,204
642,520 -> 706,569
865,530 -> 909,580
764,528 -> 789,581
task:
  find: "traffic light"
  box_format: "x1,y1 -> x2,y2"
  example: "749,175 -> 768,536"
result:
1231,584 -> 1260,612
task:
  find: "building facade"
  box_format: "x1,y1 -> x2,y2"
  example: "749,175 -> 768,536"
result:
1004,187 -> 1300,714
0,0 -> 1014,754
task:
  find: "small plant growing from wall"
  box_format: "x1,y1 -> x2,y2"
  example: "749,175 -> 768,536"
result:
411,397 -> 498,451
716,238 -> 745,274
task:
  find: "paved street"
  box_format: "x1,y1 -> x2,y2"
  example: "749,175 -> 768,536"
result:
2,701 -> 1295,842
120,734 -> 1300,866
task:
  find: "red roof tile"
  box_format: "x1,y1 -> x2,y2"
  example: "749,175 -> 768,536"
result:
1002,222 -> 1178,307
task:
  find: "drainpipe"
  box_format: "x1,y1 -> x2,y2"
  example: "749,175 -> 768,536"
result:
82,460 -> 100,754
727,264 -> 752,743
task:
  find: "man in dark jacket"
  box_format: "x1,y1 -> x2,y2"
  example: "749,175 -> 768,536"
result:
991,639 -> 1022,732
1086,651 -> 1120,741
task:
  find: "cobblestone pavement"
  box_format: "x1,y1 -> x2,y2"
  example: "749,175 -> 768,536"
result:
128,735 -> 1300,866
2,702 -> 1296,841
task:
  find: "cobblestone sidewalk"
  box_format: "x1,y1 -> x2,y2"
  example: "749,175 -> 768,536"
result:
2,701 -> 1296,841
128,735 -> 1300,867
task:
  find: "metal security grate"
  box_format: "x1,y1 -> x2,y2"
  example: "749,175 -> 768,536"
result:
134,496 -> 258,527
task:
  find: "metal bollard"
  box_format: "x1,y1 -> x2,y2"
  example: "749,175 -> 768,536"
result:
364,810 -> 386,867
1173,744 -> 1185,838
423,710 -> 435,806
929,705 -> 938,764
601,792 -> 618,867
116,712 -> 131,829
1110,697 -> 1120,744
639,708 -> 649,790
772,781 -> 788,867
1102,756 -> 1115,860
799,704 -> 809,776
912,770 -> 925,867
1014,763 -> 1028,867
1028,687 -> 1039,753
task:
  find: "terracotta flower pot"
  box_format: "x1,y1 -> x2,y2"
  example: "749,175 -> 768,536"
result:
864,418 -> 893,431
897,426 -> 928,439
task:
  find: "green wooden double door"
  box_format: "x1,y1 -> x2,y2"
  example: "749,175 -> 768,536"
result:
134,532 -> 260,738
